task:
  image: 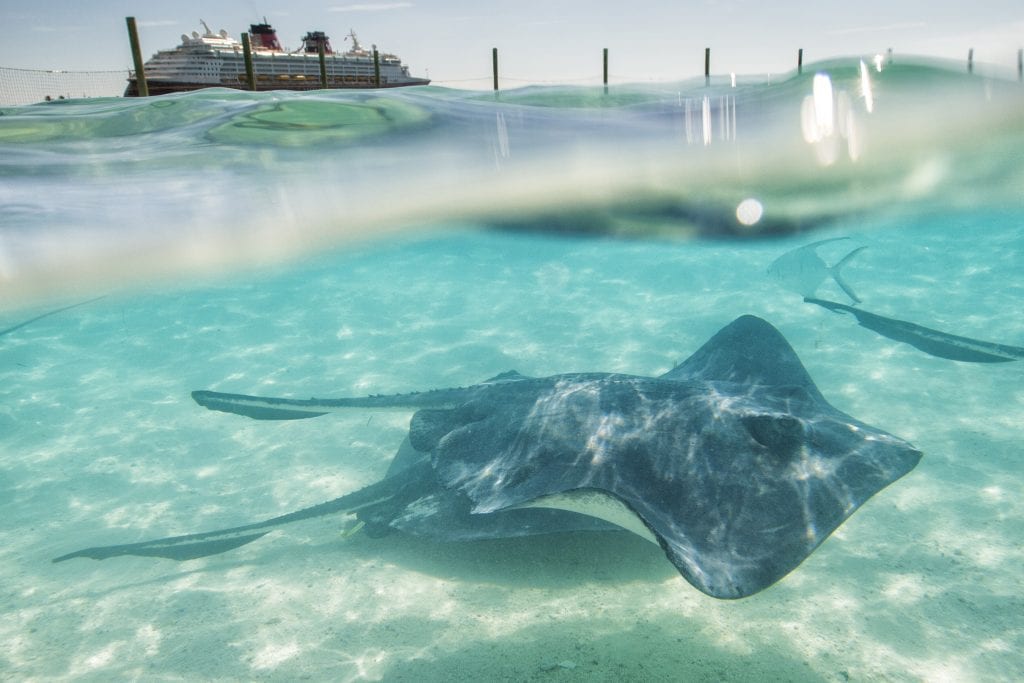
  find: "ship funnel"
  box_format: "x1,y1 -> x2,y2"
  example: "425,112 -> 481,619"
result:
249,22 -> 282,51
302,31 -> 333,54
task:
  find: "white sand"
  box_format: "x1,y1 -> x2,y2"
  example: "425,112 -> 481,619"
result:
2,226 -> 1022,681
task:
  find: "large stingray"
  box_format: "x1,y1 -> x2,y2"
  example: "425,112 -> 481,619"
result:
53,315 -> 921,599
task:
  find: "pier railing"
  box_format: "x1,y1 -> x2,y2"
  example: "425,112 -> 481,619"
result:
1,20 -> 1021,106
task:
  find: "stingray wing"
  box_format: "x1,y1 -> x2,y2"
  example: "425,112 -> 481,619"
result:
659,314 -> 825,401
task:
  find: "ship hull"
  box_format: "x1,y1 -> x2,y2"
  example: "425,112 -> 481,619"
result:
125,77 -> 429,97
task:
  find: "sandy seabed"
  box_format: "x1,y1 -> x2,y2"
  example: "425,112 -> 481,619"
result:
2,224 -> 1022,681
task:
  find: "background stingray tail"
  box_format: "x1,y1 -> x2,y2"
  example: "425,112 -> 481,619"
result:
829,246 -> 867,304
51,461 -> 431,563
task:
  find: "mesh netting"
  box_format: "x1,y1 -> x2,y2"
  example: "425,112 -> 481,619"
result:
0,67 -> 128,106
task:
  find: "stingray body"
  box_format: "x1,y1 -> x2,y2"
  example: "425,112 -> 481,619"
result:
768,237 -> 866,303
53,315 -> 921,599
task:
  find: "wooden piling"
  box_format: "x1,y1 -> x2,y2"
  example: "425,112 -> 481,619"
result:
373,48 -> 381,87
603,48 -> 608,89
1018,48 -> 1022,82
319,43 -> 327,88
797,48 -> 803,75
704,47 -> 710,85
967,48 -> 974,74
492,48 -> 499,91
125,16 -> 148,97
241,33 -> 256,90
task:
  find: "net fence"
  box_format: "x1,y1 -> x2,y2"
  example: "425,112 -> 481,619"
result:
0,67 -> 127,106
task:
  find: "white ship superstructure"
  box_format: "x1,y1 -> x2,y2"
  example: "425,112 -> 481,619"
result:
126,21 -> 429,96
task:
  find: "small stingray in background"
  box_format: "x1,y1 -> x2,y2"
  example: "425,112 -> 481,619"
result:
805,297 -> 1024,362
53,315 -> 921,600
767,237 -> 866,303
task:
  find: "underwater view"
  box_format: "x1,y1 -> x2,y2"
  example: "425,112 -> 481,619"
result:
1,58 -> 1023,681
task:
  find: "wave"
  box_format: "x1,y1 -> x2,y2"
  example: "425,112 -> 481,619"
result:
0,57 -> 1021,307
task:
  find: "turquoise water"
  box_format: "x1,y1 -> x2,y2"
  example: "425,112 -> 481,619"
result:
1,60 -> 1023,680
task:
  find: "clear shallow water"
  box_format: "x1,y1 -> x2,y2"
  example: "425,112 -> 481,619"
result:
1,60 -> 1023,680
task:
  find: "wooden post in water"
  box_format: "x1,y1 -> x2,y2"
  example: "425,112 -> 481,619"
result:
704,47 -> 711,85
373,48 -> 381,87
967,48 -> 974,74
319,43 -> 328,88
241,33 -> 256,90
1018,48 -> 1022,82
125,16 -> 148,97
492,48 -> 499,91
603,47 -> 608,91
797,48 -> 803,75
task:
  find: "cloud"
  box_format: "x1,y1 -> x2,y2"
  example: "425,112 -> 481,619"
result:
32,25 -> 88,33
826,21 -> 927,36
329,2 -> 413,12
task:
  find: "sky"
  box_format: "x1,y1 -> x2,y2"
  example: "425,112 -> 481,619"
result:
2,1 -> 1022,86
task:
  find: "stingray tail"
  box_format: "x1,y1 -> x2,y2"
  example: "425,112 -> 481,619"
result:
803,297 -> 854,315
192,390 -> 331,420
191,386 -> 468,421
51,461 -> 430,563
829,246 -> 867,304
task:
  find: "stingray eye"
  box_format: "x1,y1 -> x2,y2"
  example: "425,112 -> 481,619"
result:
742,414 -> 803,461
409,408 -> 461,451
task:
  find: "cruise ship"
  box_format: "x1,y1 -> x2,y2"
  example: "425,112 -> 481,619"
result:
125,21 -> 430,96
